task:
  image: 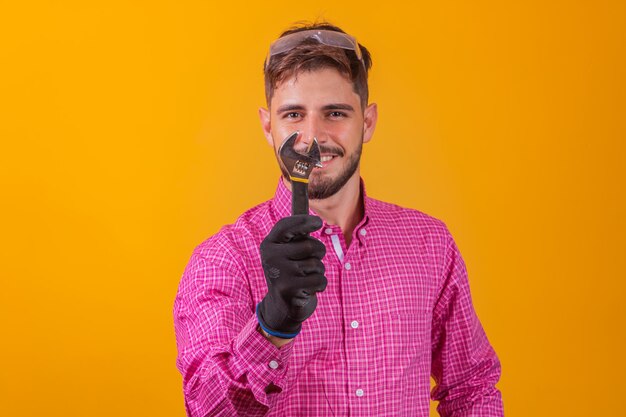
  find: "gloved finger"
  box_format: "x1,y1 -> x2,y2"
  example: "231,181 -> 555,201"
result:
296,258 -> 325,276
265,214 -> 323,243
281,237 -> 326,260
295,274 -> 328,294
289,293 -> 318,311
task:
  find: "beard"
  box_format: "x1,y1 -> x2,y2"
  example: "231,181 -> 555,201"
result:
278,140 -> 363,200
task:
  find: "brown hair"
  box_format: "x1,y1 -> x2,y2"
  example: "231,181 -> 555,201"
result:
264,22 -> 373,111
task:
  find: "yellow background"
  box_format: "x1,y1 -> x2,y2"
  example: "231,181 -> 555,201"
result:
1,1 -> 624,416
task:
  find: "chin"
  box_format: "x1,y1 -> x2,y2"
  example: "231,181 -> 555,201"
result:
309,172 -> 358,200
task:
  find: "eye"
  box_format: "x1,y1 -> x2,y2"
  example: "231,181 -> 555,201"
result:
329,111 -> 347,118
285,112 -> 301,119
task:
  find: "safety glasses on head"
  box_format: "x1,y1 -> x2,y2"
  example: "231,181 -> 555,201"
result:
265,29 -> 365,69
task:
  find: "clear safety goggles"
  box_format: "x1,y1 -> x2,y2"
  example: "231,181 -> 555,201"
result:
265,29 -> 365,69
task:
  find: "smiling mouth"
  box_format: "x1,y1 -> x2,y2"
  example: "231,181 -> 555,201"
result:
320,155 -> 336,163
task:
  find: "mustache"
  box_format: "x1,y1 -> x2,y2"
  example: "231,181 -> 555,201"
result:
292,145 -> 344,157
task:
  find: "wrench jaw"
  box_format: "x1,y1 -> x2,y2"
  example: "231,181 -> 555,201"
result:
278,131 -> 323,184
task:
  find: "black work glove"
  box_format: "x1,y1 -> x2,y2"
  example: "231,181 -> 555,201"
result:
256,214 -> 327,338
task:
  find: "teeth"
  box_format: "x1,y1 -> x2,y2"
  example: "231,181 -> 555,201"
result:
321,155 -> 335,162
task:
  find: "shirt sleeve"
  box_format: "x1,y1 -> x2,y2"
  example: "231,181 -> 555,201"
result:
430,227 -> 504,417
173,250 -> 294,417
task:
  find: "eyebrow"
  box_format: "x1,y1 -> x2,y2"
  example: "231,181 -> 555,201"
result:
276,103 -> 356,113
322,103 -> 355,112
276,104 -> 305,113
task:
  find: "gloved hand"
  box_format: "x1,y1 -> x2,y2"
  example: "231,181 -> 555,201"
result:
256,214 -> 327,339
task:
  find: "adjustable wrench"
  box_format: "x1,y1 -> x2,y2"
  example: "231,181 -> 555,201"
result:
278,131 -> 323,215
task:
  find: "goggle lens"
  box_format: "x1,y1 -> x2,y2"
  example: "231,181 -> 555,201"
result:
266,30 -> 365,69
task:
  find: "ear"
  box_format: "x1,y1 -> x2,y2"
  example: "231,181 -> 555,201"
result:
362,102 -> 378,144
258,107 -> 274,147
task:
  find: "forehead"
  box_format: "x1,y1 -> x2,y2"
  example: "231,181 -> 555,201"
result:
271,68 -> 360,108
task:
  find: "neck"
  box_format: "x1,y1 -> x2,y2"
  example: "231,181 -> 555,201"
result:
283,171 -> 364,246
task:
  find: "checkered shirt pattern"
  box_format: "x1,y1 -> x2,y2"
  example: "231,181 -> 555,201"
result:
174,178 -> 503,416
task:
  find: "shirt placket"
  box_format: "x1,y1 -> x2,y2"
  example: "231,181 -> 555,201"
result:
323,223 -> 371,416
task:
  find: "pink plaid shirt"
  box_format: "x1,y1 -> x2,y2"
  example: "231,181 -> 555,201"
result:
174,178 -> 503,416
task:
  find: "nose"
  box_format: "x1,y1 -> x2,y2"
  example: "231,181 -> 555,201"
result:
298,115 -> 327,147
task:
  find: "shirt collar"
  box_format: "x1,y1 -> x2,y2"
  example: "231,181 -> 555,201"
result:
270,176 -> 372,245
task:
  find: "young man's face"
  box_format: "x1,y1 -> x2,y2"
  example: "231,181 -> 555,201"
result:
259,67 -> 377,200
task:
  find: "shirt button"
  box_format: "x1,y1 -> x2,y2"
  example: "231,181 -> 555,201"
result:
268,360 -> 279,370
359,229 -> 367,236
351,320 -> 359,329
324,228 -> 333,235
356,388 -> 364,397
344,262 -> 352,270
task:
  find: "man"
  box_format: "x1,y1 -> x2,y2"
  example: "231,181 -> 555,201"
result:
174,22 -> 504,416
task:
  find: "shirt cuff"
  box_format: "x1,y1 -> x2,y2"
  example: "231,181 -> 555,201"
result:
231,315 -> 295,406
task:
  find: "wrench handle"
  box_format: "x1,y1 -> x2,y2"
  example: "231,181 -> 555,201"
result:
291,180 -> 309,216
